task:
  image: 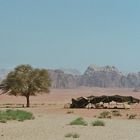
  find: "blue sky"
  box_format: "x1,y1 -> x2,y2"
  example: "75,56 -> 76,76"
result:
0,0 -> 140,73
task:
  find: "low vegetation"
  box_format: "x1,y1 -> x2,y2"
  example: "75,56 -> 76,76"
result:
73,133 -> 80,138
128,114 -> 137,119
111,110 -> 122,116
65,133 -> 73,138
67,110 -> 74,114
92,120 -> 105,126
98,111 -> 111,118
98,110 -> 122,119
0,109 -> 34,123
69,117 -> 87,126
65,133 -> 80,138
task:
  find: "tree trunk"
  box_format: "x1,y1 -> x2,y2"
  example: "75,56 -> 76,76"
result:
26,95 -> 30,107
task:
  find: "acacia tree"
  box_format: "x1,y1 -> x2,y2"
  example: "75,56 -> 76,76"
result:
0,64 -> 51,107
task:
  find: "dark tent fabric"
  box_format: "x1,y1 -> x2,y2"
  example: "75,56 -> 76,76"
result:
70,95 -> 140,108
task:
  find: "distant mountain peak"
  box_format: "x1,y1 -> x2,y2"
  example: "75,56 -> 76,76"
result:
1,65 -> 140,89
88,64 -> 119,72
59,68 -> 81,75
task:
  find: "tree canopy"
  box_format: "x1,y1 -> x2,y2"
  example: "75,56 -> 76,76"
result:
0,64 -> 51,107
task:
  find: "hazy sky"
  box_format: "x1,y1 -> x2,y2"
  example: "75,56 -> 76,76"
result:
0,0 -> 140,73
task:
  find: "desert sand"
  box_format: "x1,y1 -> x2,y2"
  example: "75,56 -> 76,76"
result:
0,87 -> 140,140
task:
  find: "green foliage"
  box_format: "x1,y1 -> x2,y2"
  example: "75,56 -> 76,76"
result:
65,133 -> 80,138
69,117 -> 87,126
98,111 -> 111,118
0,64 -> 51,107
0,109 -> 34,123
92,120 -> 105,126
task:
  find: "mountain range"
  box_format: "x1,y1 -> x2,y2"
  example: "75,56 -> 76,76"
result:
48,65 -> 140,89
1,65 -> 140,89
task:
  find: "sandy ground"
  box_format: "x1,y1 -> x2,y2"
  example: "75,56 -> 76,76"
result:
1,114 -> 140,140
0,87 -> 140,140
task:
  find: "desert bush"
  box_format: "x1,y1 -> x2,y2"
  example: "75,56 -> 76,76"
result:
0,119 -> 7,123
69,117 -> 87,126
0,109 -> 34,123
128,114 -> 137,119
65,133 -> 80,138
111,110 -> 122,116
65,133 -> 73,138
92,120 -> 105,126
67,110 -> 74,114
98,111 -> 110,118
73,133 -> 80,138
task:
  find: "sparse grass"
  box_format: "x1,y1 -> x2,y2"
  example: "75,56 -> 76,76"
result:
0,119 -> 7,123
128,114 -> 137,119
111,110 -> 122,117
73,133 -> 80,138
92,120 -> 105,126
65,133 -> 80,138
69,117 -> 87,126
67,110 -> 74,114
65,133 -> 73,138
0,109 -> 34,123
98,111 -> 110,118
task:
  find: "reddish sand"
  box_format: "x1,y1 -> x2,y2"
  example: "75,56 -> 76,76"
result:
1,87 -> 140,140
0,87 -> 140,118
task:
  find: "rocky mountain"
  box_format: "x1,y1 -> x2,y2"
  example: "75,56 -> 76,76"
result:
121,72 -> 140,88
80,65 -> 123,87
48,65 -> 140,89
48,69 -> 81,88
1,66 -> 140,89
59,68 -> 81,75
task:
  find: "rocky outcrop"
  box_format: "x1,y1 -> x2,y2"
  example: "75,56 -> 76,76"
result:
48,65 -> 140,89
80,65 -> 123,87
1,66 -> 140,89
48,69 -> 80,88
59,68 -> 81,75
